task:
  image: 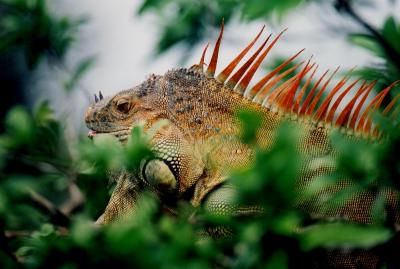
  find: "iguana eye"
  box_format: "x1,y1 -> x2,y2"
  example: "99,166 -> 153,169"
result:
116,99 -> 131,114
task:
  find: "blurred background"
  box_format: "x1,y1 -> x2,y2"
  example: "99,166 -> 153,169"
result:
1,0 -> 400,268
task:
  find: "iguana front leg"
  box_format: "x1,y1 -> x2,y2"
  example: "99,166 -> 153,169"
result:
97,160 -> 177,225
96,171 -> 141,224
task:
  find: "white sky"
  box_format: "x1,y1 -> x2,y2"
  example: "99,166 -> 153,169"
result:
31,0 -> 400,134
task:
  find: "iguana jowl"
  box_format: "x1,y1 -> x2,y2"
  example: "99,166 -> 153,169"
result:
85,22 -> 399,242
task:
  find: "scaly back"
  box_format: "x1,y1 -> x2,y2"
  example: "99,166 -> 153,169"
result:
189,21 -> 399,138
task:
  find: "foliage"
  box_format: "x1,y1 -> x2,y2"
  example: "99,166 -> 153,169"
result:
0,0 -> 86,67
137,0 -> 315,54
0,0 -> 93,132
348,16 -> 400,96
1,100 -> 400,268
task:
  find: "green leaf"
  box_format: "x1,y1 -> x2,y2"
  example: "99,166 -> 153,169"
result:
352,66 -> 389,82
81,134 -> 124,172
71,217 -> 96,247
300,222 -> 392,250
242,0 -> 304,20
348,33 -> 384,58
382,16 -> 400,53
236,108 -> 263,144
2,176 -> 37,196
125,126 -> 153,170
137,0 -> 171,14
34,223 -> 56,238
34,101 -> 54,124
371,190 -> 387,224
264,251 -> 288,269
3,106 -> 34,147
272,212 -> 302,236
0,0 -> 85,66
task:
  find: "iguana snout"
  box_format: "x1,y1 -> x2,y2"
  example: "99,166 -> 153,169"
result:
84,86 -> 158,143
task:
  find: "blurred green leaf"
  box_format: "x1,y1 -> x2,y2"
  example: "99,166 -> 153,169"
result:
3,106 -> 34,148
80,134 -> 124,173
300,222 -> 392,250
125,126 -> 153,170
242,0 -> 305,20
0,0 -> 86,67
236,108 -> 263,144
371,190 -> 387,224
264,251 -> 288,269
348,33 -> 384,58
138,0 -> 170,14
382,16 -> 400,53
34,101 -> 54,125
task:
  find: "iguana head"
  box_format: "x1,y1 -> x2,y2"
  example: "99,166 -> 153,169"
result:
85,74 -> 164,142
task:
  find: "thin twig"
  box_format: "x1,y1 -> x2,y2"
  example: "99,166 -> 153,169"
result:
335,0 -> 400,70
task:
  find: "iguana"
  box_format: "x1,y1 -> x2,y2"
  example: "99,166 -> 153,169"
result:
85,22 -> 399,268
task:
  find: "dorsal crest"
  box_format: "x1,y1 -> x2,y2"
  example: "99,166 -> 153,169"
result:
192,21 -> 400,137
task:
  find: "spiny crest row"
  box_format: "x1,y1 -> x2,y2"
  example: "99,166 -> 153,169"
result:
193,20 -> 399,136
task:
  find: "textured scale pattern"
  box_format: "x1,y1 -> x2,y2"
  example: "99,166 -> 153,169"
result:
84,21 -> 400,268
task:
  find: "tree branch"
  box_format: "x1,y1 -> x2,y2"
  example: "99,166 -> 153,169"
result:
335,0 -> 400,70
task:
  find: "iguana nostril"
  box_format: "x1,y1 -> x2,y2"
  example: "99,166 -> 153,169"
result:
84,106 -> 97,123
84,112 -> 91,123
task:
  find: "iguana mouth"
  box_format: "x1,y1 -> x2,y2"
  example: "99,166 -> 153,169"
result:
87,128 -> 131,142
88,130 -> 97,138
